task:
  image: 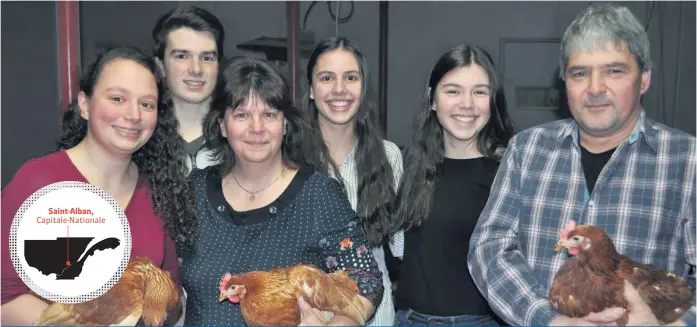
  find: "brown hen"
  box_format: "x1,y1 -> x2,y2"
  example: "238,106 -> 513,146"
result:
218,264 -> 368,326
33,256 -> 181,326
549,221 -> 693,326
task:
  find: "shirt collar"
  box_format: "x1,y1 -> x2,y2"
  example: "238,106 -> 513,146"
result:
557,110 -> 659,153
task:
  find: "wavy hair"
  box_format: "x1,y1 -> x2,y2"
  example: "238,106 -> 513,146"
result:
202,56 -> 327,176
559,3 -> 650,80
395,44 -> 514,229
303,37 -> 400,247
57,46 -> 197,249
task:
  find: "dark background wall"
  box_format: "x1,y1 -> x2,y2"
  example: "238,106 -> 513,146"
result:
386,1 -> 695,144
2,1 -> 694,188
2,1 -> 60,189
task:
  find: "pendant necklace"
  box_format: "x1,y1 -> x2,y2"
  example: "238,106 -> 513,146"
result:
232,168 -> 285,201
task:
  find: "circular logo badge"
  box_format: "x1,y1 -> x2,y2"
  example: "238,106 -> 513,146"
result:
9,181 -> 132,303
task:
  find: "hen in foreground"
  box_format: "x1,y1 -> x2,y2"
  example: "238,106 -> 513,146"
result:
33,256 -> 181,326
218,264 -> 368,326
549,220 -> 693,325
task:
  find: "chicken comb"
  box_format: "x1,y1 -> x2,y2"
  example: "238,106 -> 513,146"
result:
559,220 -> 577,241
219,272 -> 232,292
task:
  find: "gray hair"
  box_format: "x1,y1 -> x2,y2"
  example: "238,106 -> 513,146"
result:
559,3 -> 651,80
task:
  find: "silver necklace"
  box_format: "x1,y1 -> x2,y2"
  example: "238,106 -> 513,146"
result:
232,168 -> 285,201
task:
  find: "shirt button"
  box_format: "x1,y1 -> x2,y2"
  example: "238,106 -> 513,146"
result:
588,200 -> 595,207
217,205 -> 225,212
269,206 -> 277,214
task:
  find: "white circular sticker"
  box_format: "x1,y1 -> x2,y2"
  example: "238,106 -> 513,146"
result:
9,181 -> 132,303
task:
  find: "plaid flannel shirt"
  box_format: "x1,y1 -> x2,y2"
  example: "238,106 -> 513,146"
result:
467,111 -> 696,326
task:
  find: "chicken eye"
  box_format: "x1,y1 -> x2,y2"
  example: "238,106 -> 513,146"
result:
572,236 -> 580,241
230,285 -> 236,290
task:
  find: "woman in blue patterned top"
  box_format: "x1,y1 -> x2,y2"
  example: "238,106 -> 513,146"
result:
178,57 -> 384,326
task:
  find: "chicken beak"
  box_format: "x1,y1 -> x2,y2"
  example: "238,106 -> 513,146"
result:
219,294 -> 227,303
554,241 -> 564,252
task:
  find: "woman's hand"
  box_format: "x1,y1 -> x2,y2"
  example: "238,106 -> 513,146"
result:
297,296 -> 362,326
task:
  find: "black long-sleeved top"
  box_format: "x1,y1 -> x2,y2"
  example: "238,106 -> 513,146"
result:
395,157 -> 499,316
180,166 -> 384,326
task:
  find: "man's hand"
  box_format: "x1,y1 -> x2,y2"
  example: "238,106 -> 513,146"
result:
549,309 -> 627,326
549,306 -> 627,326
621,280 -> 660,326
552,280 -> 682,326
549,315 -> 597,326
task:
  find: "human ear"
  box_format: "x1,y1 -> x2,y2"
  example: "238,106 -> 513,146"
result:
77,91 -> 90,120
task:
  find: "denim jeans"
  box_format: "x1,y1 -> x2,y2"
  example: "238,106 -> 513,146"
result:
394,309 -> 499,326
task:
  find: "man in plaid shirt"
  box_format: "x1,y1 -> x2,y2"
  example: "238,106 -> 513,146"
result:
468,3 -> 696,326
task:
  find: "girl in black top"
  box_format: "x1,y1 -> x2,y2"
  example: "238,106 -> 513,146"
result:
392,44 -> 515,326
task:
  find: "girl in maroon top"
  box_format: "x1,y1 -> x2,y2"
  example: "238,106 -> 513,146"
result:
1,47 -> 194,325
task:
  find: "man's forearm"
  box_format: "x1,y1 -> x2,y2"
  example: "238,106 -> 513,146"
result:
469,241 -> 559,325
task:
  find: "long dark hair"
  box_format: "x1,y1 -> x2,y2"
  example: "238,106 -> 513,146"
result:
395,44 -> 514,229
304,37 -> 399,247
57,46 -> 197,249
203,57 -> 326,176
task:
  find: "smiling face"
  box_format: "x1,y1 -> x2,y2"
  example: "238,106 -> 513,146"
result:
564,40 -> 650,139
433,64 -> 492,152
219,91 -> 285,165
160,27 -> 219,106
79,58 -> 159,155
310,48 -> 362,127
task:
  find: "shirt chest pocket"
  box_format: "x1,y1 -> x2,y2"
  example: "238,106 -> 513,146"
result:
644,181 -> 684,222
609,182 -> 686,253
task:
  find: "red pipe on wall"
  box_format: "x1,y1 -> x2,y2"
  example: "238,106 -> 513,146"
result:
57,1 -> 81,114
286,1 -> 301,106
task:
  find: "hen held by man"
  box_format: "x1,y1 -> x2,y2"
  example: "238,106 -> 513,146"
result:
218,264 -> 368,326
33,256 -> 181,326
549,220 -> 693,325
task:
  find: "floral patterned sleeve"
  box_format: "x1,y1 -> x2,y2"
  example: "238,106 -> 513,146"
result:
312,176 -> 384,311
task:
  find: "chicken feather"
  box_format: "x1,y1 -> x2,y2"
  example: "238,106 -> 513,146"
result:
219,264 -> 367,326
33,256 -> 180,326
550,222 -> 693,326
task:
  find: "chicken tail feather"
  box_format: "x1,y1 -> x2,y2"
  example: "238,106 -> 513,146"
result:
290,266 -> 366,325
328,270 -> 359,293
625,262 -> 694,324
335,295 -> 366,325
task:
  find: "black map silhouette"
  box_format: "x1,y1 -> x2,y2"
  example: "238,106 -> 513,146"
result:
24,237 -> 120,280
